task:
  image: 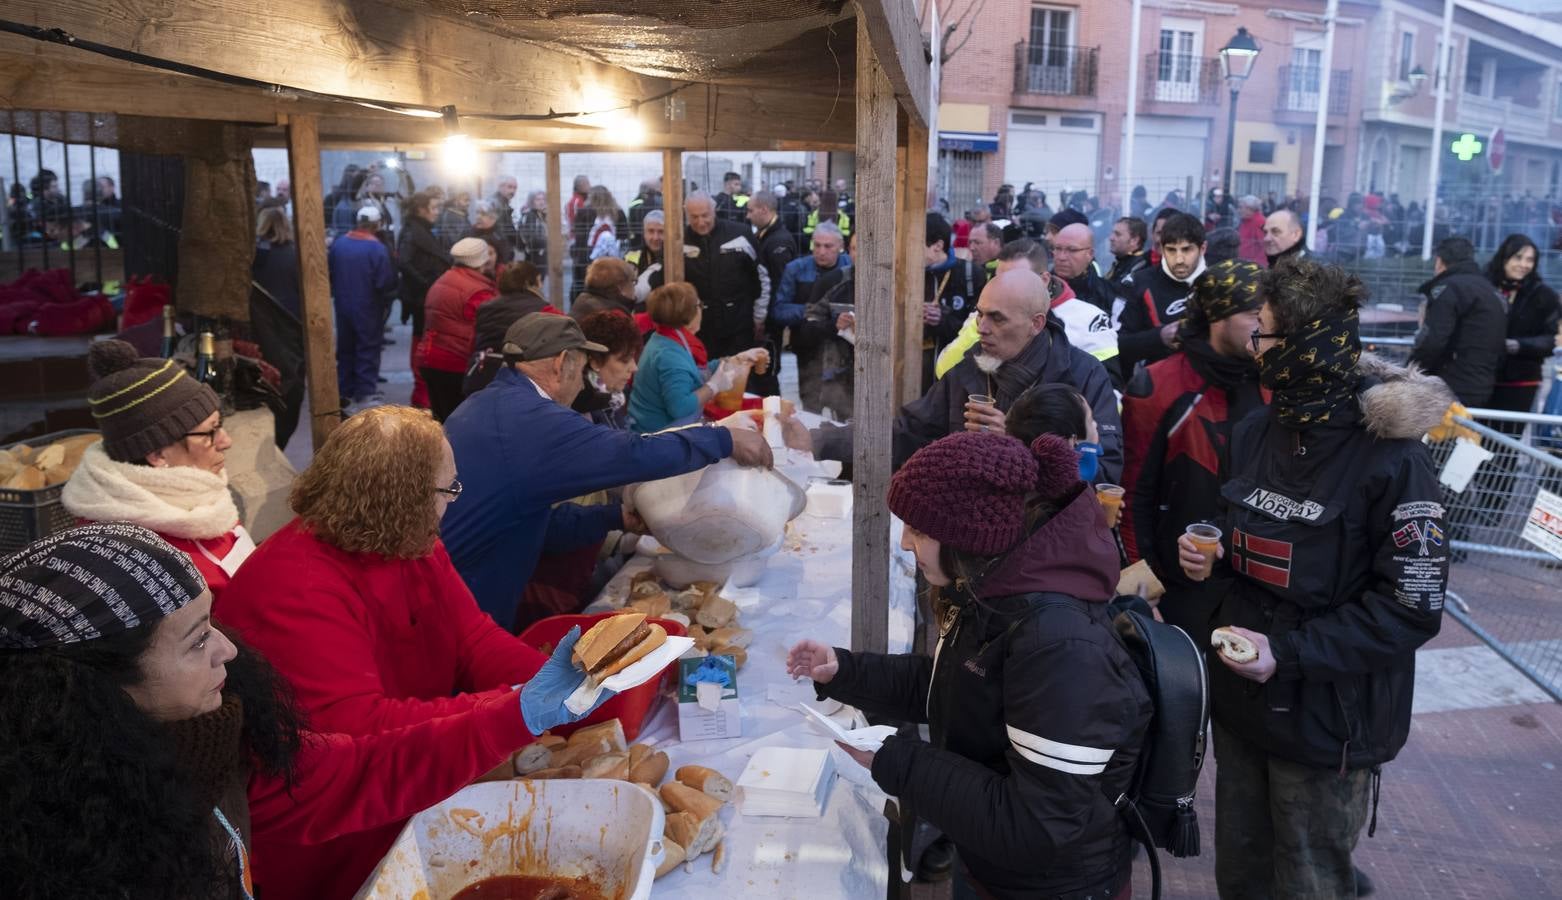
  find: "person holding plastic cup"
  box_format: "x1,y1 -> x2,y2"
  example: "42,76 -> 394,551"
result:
1177,257 -> 1453,898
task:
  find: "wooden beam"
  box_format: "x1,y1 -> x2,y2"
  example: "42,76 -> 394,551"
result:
662,150 -> 685,284
544,152 -> 564,309
285,114 -> 340,450
850,23 -> 897,657
895,114 -> 929,409
854,1 -> 931,128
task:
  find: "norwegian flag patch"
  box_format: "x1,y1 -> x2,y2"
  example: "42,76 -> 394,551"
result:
1232,529 -> 1293,588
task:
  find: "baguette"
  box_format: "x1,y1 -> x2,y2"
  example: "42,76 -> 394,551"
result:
655,839 -> 687,878
566,719 -> 627,753
1211,627 -> 1259,664
523,765 -> 582,780
660,781 -> 724,822
536,734 -> 567,750
705,627 -> 753,649
581,752 -> 630,780
628,593 -> 671,618
513,742 -> 555,776
663,812 -> 704,854
675,765 -> 734,801
629,750 -> 669,786
628,743 -> 652,770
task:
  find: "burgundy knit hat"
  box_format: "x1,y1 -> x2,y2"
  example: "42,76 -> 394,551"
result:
887,431 -> 1082,556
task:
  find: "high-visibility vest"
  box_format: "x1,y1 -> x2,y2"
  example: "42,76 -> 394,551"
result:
803,209 -> 851,239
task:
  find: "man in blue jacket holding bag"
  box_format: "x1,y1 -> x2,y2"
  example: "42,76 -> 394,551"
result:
442,313 -> 773,630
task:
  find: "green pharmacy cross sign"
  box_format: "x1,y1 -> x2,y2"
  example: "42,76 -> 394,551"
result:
1451,133 -> 1484,161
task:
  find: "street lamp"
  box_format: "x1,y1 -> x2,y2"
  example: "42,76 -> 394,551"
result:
1218,26 -> 1261,198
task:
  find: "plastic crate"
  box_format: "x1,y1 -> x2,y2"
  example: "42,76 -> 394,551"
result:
517,612 -> 688,742
0,429 -> 98,555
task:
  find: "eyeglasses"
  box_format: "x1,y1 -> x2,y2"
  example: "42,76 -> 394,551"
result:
183,419 -> 226,445
1250,330 -> 1286,353
435,477 -> 463,500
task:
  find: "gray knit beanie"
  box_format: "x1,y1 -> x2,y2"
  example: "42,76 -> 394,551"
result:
85,340 -> 219,463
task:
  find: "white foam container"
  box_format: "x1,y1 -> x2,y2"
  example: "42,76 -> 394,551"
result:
353,779 -> 665,900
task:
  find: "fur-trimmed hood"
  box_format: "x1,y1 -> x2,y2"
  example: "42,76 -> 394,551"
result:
1357,352 -> 1457,441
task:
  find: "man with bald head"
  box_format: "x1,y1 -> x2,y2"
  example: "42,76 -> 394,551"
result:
1262,208 -> 1309,267
1052,222 -> 1117,317
682,191 -> 770,366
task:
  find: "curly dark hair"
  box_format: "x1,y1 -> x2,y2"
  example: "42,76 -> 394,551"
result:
0,628 -> 303,899
1258,256 -> 1369,335
580,310 -> 644,364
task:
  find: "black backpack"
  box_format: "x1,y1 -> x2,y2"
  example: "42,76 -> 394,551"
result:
1106,595 -> 1211,900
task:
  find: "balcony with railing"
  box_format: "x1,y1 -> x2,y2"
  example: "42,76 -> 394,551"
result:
1459,93 -> 1550,140
1012,42 -> 1098,97
1275,66 -> 1352,115
1143,52 -> 1222,105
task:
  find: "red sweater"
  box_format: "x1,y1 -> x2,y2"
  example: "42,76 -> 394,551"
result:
216,518 -> 547,899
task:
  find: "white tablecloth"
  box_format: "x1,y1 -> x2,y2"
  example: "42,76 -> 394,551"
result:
585,496 -> 919,897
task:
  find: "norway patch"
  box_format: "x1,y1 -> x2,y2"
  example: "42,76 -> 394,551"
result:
1232,529 -> 1293,588
1392,519 -> 1446,557
1242,488 -> 1326,522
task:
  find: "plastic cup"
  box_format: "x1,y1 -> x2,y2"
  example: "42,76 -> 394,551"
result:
1095,483 -> 1125,520
715,366 -> 750,412
967,393 -> 995,407
1185,523 -> 1222,577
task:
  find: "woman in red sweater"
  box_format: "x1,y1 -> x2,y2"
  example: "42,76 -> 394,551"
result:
0,523 -> 579,900
217,405 -> 602,899
63,340 -> 254,601
418,236 -> 498,421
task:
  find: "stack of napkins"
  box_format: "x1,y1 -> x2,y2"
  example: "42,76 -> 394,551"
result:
736,746 -> 835,818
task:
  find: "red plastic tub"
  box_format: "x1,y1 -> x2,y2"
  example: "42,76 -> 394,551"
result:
517,612 -> 687,741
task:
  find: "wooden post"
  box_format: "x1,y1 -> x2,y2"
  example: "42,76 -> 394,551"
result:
850,26 -> 898,657
285,114 -> 340,449
895,114 -> 930,409
662,149 -> 685,283
544,152 -> 564,308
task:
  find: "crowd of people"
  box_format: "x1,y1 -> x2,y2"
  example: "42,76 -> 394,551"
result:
6,149 -> 1562,900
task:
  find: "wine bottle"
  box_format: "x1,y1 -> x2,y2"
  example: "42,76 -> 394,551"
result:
159,305 -> 178,358
195,332 -> 217,384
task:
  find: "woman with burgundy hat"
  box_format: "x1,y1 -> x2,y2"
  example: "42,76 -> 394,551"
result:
63,339 -> 253,602
787,431 -> 1151,899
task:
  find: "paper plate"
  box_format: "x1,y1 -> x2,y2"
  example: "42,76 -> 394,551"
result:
565,636 -> 695,714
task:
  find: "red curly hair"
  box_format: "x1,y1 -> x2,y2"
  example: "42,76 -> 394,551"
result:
289,406 -> 445,559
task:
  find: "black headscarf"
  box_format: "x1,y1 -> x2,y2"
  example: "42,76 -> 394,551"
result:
1258,307 -> 1361,428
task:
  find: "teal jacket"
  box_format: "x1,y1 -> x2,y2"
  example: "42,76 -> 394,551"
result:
629,331 -> 714,433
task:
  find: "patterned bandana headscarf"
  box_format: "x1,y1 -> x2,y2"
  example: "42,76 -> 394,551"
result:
1258,307 -> 1361,428
1181,259 -> 1263,337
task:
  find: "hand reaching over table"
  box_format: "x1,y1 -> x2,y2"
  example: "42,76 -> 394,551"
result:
785,639 -> 839,684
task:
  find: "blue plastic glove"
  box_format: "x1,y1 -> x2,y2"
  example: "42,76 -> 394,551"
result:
519,626 -> 617,734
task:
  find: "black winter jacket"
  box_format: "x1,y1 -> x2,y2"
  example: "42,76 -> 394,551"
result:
396,217 -> 451,312
682,220 -> 766,359
1409,260 -> 1508,406
1494,275 -> 1562,386
1116,257 -> 1206,375
1064,269 -> 1117,316
892,318 -> 1123,478
821,487 -> 1151,899
462,289 -> 552,395
1208,355 -> 1452,771
924,253 -> 983,351
752,220 -> 798,296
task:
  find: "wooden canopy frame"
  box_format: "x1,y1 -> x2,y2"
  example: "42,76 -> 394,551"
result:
1,0 -> 931,656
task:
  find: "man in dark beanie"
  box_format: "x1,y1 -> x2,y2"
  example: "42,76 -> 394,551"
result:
1177,256 -> 1453,898
1120,258 -> 1267,637
787,431 -> 1150,899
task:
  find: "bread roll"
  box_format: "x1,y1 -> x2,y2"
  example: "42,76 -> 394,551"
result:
655,839 -> 687,878
628,743 -> 652,770
629,750 -> 669,786
551,735 -> 615,769
705,627 -> 753,649
523,765 -> 582,780
513,742 -> 555,775
581,752 -> 630,780
4,466 -> 45,491
664,811 -> 719,860
710,839 -> 727,874
710,644 -> 748,669
1211,627 -> 1258,663
675,765 -> 734,801
567,719 -> 627,753
660,781 -> 724,822
695,596 -> 737,629
536,734 -> 567,750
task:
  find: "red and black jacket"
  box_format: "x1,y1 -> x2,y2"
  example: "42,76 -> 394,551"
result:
1115,260 -> 1202,374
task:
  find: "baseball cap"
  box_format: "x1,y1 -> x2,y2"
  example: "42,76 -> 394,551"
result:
502,313 -> 608,361
356,204 -> 383,223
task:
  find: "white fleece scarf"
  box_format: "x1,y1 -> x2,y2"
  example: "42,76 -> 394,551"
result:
61,443 -> 239,540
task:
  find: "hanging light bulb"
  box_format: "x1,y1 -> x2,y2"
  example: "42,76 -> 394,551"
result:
440,105 -> 478,174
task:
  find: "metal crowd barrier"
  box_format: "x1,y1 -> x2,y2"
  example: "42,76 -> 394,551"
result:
1429,408 -> 1562,702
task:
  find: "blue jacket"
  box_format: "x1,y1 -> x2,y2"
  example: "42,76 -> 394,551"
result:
772,254 -> 852,327
628,331 -> 714,434
327,231 -> 396,310
441,367 -> 733,629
